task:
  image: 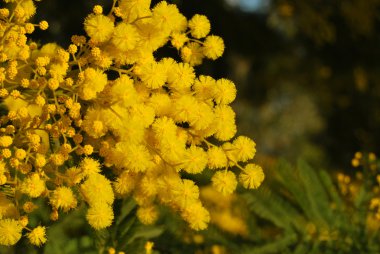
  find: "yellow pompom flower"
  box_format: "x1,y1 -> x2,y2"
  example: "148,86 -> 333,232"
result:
2,149 -> 11,159
207,146 -> 228,169
27,226 -> 47,246
129,103 -> 156,127
0,136 -> 13,147
191,101 -> 215,130
182,202 -> 210,230
203,35 -> 225,60
152,116 -> 178,141
214,78 -> 236,105
81,173 -> 114,206
15,149 -> 27,160
137,21 -> 169,52
113,119 -> 145,145
193,75 -> 216,101
49,186 -> 77,212
181,42 -> 204,66
19,216 -> 29,227
118,0 -> 151,22
34,153 -> 46,168
160,57 -> 176,75
110,75 -> 138,107
137,205 -> 159,225
213,105 -> 237,141
86,203 -> 114,230
211,171 -> 237,195
16,0 -> 36,21
78,68 -> 107,100
82,108 -> 108,138
111,23 -> 139,51
65,166 -> 84,186
83,145 -> 94,156
116,143 -> 154,172
239,164 -> 264,189
50,153 -> 65,166
171,179 -> 199,208
139,176 -> 158,197
84,14 -> 114,43
20,173 -> 45,198
80,157 -> 101,176
113,171 -> 137,196
188,14 -> 210,39
232,136 -> 256,162
0,8 -> 9,19
139,61 -> 167,89
148,93 -> 172,117
172,95 -> 199,123
39,20 -> 49,30
171,33 -> 188,49
167,62 -> 195,90
93,5 -> 103,15
152,1 -> 184,33
182,146 -> 208,174
0,219 -> 23,246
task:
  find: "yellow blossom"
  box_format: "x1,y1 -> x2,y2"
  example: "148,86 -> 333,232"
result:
211,171 -> 237,195
118,0 -> 151,22
39,20 -> 49,30
139,61 -> 167,89
86,203 -> 114,230
111,23 -> 139,51
182,146 -> 208,174
84,14 -> 114,43
0,136 -> 13,147
207,146 -> 228,169
188,14 -> 211,39
203,35 -> 225,60
137,205 -> 159,225
0,0 -> 262,239
0,219 -> 22,246
49,186 -> 77,212
27,226 -> 46,246
81,173 -> 114,206
20,173 -> 45,198
214,78 -> 236,105
78,68 -> 107,100
182,202 -> 210,230
239,164 -> 265,189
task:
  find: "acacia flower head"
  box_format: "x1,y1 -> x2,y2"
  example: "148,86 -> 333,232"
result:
27,226 -> 47,246
0,219 -> 23,246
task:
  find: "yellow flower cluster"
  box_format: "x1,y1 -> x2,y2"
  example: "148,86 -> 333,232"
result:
352,152 -> 380,222
0,0 -> 263,246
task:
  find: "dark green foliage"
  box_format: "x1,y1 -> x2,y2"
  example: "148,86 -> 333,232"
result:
242,159 -> 380,254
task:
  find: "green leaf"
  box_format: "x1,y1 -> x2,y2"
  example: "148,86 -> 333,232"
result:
241,232 -> 297,254
116,199 -> 137,226
297,159 -> 332,225
318,170 -> 344,211
126,225 -> 165,244
244,187 -> 305,231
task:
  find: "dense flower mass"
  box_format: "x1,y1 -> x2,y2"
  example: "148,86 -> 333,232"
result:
0,0 -> 263,246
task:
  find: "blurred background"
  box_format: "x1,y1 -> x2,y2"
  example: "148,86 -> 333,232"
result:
31,0 -> 380,170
